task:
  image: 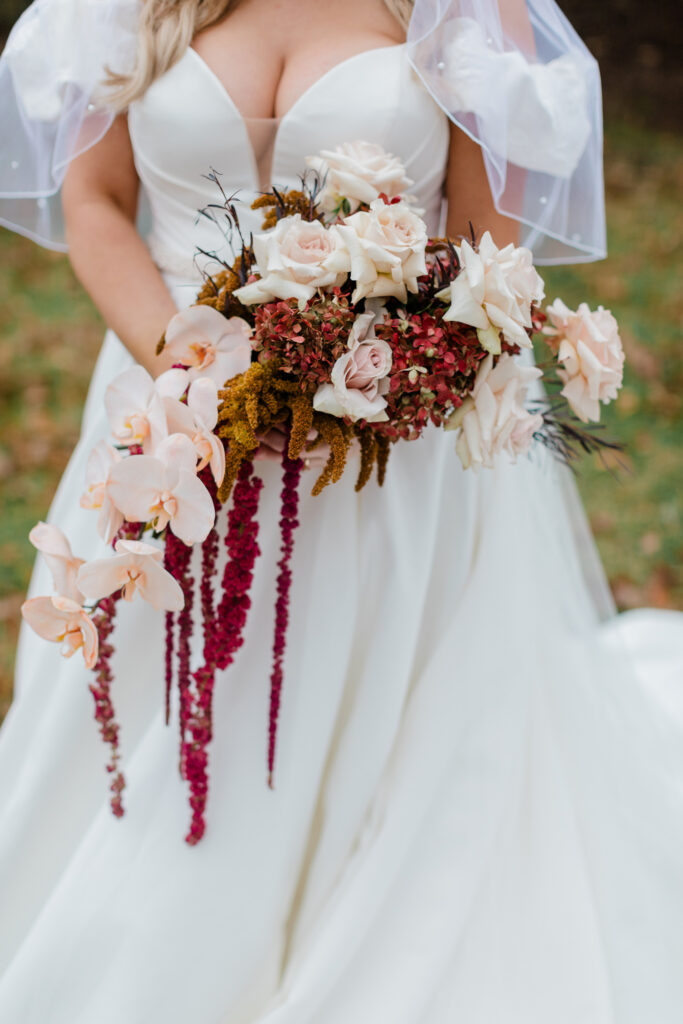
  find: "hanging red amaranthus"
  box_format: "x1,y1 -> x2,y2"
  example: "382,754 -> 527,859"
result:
214,461 -> 263,673
89,596 -> 125,817
181,514 -> 219,845
268,446 -> 303,787
181,460 -> 263,844
163,530 -> 195,757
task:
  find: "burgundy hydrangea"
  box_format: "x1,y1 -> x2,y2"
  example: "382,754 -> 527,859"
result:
253,289 -> 357,390
374,310 -> 488,440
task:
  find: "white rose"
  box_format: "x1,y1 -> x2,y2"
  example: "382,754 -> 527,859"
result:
313,312 -> 393,423
545,299 -> 624,422
306,140 -> 414,215
436,231 -> 545,353
446,353 -> 543,469
335,198 -> 428,304
233,215 -> 350,311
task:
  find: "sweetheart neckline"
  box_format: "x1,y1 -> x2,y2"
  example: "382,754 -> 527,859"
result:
185,42 -> 407,126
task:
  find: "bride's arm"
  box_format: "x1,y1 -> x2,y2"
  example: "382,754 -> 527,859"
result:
445,125 -> 521,248
445,0 -> 534,247
61,114 -> 178,377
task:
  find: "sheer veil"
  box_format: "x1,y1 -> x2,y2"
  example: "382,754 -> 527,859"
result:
0,0 -> 605,262
407,0 -> 606,263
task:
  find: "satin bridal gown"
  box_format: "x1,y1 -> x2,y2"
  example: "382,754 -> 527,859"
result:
1,42 -> 682,1024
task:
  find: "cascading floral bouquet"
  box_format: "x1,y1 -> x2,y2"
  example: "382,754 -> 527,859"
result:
21,141 -> 625,843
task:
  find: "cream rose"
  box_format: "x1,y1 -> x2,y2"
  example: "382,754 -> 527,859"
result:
313,312 -> 393,423
545,299 -> 624,423
233,215 -> 350,311
335,198 -> 428,304
436,231 -> 545,353
306,140 -> 414,215
446,353 -> 543,469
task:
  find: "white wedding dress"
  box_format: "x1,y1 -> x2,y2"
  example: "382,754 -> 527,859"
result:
1,43 -> 682,1024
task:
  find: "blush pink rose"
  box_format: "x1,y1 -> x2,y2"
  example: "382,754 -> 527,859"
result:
233,215 -> 350,310
336,198 -> 428,304
545,299 -> 624,422
447,353 -> 543,469
306,140 -> 414,215
313,312 -> 393,423
436,231 -> 545,354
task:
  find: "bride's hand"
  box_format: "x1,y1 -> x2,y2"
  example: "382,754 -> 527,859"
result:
253,427 -> 331,470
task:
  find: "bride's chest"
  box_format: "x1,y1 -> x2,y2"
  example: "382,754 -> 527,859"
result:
127,45 -> 449,206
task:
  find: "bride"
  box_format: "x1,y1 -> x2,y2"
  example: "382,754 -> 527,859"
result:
0,0 -> 682,1021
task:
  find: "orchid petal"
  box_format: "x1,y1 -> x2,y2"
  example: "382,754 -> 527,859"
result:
136,558 -> 184,611
22,595 -> 80,641
162,397 -> 196,438
154,433 -> 198,475
104,366 -> 168,453
155,367 -> 190,400
106,364 -> 154,412
28,522 -> 84,602
168,470 -> 216,545
207,433 -> 226,486
21,595 -> 98,669
107,456 -> 166,523
83,441 -> 121,491
114,539 -> 164,560
98,497 -> 125,547
187,377 -> 219,429
164,306 -> 248,367
143,392 -> 169,454
77,556 -> 131,601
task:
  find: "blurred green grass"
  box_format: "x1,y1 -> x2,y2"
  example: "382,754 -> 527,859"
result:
0,117 -> 681,717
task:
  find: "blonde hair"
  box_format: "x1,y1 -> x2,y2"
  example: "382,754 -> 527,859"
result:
106,0 -> 414,110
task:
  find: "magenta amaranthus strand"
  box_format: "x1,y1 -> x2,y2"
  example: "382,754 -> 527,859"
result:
21,140 -> 625,845
167,532 -> 195,761
181,473 -> 220,845
89,596 -> 125,818
182,461 -> 264,843
214,461 -> 263,674
268,446 -> 303,788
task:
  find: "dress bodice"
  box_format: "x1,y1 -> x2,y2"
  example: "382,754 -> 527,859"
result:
127,44 -> 450,284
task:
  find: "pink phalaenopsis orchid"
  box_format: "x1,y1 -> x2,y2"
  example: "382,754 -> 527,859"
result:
28,522 -> 84,603
107,434 -> 216,545
104,365 -> 168,453
79,441 -> 125,544
77,539 -> 184,611
22,595 -> 99,668
163,377 -> 226,486
163,306 -> 253,386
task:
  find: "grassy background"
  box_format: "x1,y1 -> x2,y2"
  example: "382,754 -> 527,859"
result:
0,114 -> 682,717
